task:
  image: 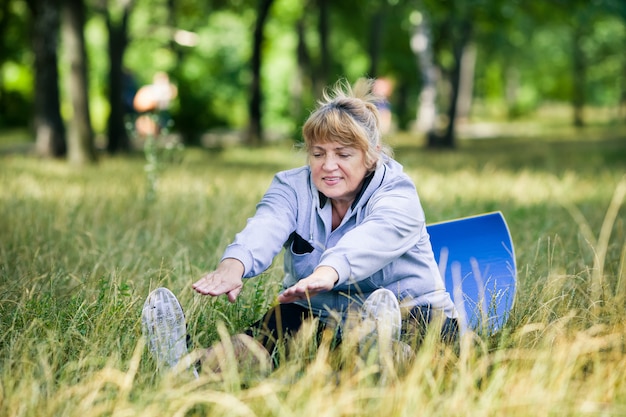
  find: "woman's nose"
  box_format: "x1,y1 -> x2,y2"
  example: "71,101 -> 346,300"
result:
322,156 -> 338,170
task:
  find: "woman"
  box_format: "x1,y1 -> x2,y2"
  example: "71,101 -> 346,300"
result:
143,78 -> 458,373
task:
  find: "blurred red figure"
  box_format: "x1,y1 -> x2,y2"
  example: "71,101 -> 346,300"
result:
133,72 -> 178,137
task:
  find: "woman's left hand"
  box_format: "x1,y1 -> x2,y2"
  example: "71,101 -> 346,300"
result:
277,266 -> 339,303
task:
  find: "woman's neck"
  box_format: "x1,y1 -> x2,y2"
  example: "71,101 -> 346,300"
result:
331,200 -> 351,230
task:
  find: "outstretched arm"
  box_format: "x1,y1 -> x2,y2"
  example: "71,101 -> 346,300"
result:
193,258 -> 245,303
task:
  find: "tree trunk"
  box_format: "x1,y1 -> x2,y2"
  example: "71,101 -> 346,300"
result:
411,10 -> 438,134
456,42 -> 476,122
621,43 -> 626,121
367,4 -> 387,78
246,0 -> 274,146
292,17 -> 310,130
572,24 -> 586,128
429,15 -> 472,149
505,66 -> 520,116
166,0 -> 186,142
27,0 -> 66,158
105,0 -> 134,153
62,0 -> 96,164
0,0 -> 9,123
314,0 -> 329,95
437,42 -> 462,148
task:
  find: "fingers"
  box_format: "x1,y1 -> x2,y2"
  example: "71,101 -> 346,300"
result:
191,274 -> 219,295
277,292 -> 304,304
277,286 -> 308,304
277,280 -> 322,303
192,272 -> 242,300
227,287 -> 242,303
193,258 -> 245,297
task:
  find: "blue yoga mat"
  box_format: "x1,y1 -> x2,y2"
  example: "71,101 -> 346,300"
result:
427,211 -> 517,333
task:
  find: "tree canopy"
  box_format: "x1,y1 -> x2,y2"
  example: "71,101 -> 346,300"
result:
0,0 -> 624,159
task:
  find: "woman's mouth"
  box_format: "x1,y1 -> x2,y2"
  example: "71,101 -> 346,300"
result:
323,176 -> 341,186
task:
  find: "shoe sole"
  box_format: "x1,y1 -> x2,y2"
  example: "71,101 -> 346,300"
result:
141,287 -> 188,371
361,288 -> 402,342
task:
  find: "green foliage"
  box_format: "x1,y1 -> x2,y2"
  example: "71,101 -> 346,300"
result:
0,0 -> 33,127
2,0 -> 626,138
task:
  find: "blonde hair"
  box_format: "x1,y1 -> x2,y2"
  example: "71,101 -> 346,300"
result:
302,78 -> 393,172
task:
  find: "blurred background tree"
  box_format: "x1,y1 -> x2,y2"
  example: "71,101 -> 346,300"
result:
0,0 -> 624,162
25,0 -> 66,158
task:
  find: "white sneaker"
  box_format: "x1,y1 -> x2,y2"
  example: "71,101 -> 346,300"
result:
142,287 -> 189,372
358,288 -> 402,361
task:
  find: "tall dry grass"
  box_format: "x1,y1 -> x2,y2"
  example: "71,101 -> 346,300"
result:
1,132 -> 625,416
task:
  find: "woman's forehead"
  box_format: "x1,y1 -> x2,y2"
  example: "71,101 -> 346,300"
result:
310,142 -> 356,151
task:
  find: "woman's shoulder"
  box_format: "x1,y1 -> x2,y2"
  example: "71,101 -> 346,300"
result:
380,158 -> 412,182
382,156 -> 404,172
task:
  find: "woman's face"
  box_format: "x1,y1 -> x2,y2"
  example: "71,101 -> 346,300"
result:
309,141 -> 369,205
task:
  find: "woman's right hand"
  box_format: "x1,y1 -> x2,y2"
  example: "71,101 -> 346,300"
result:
277,265 -> 338,304
192,258 -> 245,303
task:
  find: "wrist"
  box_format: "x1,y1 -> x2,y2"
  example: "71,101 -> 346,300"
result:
316,265 -> 339,285
220,258 -> 245,276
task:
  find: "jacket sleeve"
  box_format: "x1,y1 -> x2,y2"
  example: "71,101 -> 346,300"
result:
221,173 -> 298,278
318,176 -> 425,286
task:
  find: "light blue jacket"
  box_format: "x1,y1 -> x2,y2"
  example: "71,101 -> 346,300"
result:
221,158 -> 457,321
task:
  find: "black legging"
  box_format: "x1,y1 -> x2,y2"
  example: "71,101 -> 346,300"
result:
245,303 -> 459,355
403,305 -> 459,345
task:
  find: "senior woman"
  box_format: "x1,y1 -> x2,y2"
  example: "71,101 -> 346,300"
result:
142,78 -> 458,374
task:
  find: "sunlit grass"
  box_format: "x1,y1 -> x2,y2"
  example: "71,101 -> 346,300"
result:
1,129 -> 625,416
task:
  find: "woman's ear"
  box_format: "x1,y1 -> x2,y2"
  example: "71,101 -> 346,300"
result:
369,145 -> 381,170
367,156 -> 379,172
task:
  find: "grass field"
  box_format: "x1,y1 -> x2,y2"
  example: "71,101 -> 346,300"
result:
1,122 -> 625,416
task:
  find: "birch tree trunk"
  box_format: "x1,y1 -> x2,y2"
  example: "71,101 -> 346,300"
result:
572,23 -> 586,127
456,42 -> 476,122
621,47 -> 626,121
410,10 -> 438,134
